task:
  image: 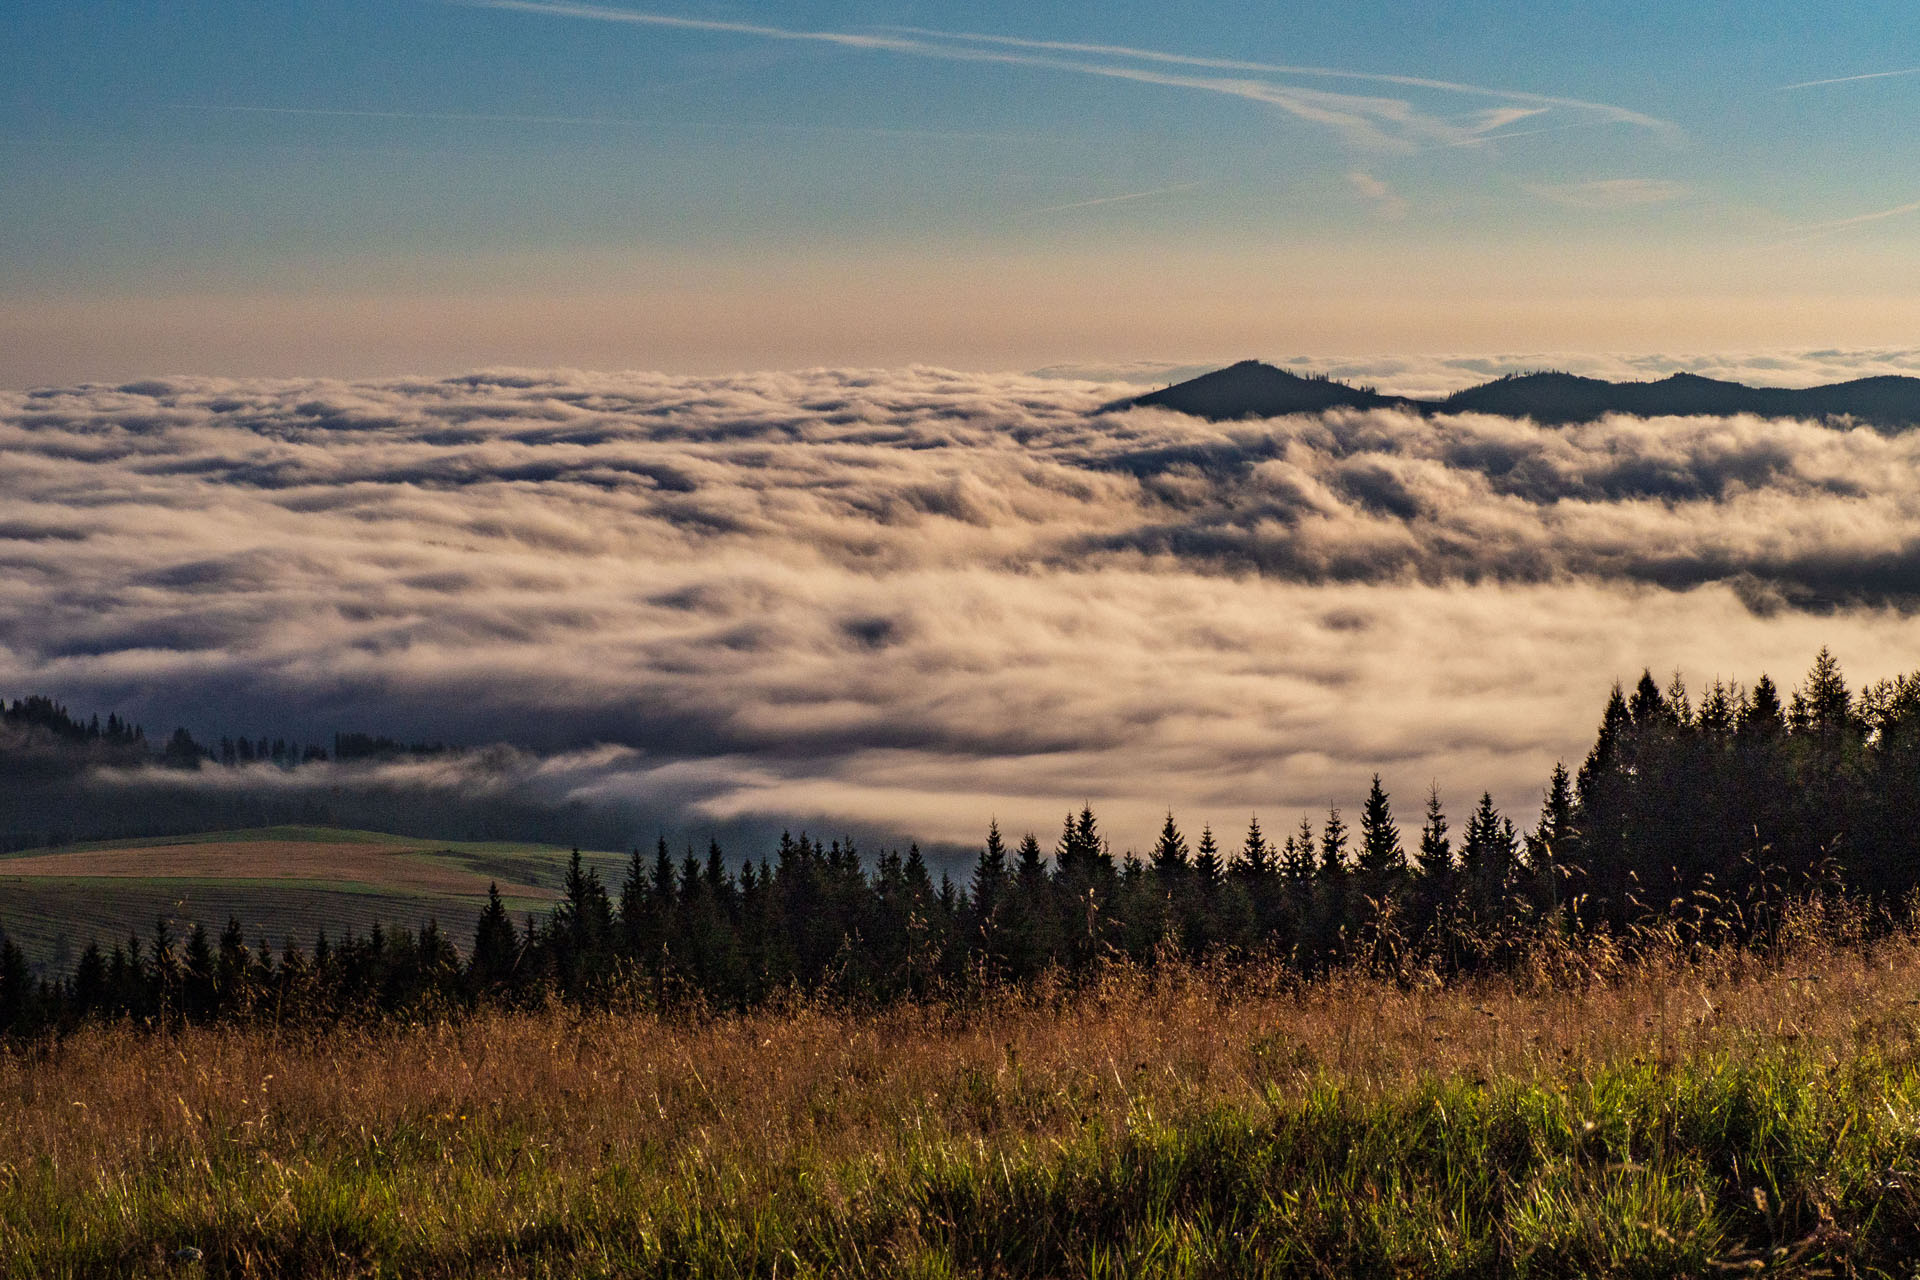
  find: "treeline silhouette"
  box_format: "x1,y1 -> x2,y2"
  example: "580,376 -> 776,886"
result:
0,693 -> 444,778
4,648 -> 1918,1037
0,698 -> 456,850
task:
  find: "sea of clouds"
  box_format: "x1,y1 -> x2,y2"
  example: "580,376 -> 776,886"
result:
4,353 -> 1920,856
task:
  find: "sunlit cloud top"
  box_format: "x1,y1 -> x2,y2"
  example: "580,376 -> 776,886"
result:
5,356 -> 1920,851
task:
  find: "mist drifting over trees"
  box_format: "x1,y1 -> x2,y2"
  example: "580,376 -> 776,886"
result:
8,648 -> 1920,1035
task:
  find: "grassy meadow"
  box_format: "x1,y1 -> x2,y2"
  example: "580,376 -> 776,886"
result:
9,906 -> 1920,1276
0,827 -> 622,966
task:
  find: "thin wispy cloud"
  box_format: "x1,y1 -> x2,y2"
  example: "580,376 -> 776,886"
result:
175,104 -> 660,127
1469,106 -> 1552,134
455,0 -> 923,51
458,0 -> 1678,154
1347,171 -> 1408,218
1027,181 -> 1207,216
167,102 -> 1044,144
1778,197 -> 1920,244
885,25 -> 1680,141
1780,67 -> 1920,90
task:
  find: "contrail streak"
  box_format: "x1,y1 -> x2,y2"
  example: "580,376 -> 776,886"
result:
167,102 -> 1046,143
1780,67 -> 1920,90
1795,197 -> 1920,235
1027,181 -> 1207,216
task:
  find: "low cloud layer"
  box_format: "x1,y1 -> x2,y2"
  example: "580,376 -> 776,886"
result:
3,362 -> 1918,855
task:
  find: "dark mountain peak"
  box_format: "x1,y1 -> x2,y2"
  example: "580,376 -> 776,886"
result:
1113,362 -> 1920,429
1163,360 -> 1316,393
1119,360 -> 1407,420
1440,372 -> 1622,421
1656,371 -> 1754,397
1489,370 -> 1599,385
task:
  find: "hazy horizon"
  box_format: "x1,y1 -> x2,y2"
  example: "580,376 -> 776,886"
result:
8,3 -> 1920,383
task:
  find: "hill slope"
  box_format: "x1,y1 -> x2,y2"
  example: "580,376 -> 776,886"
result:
0,826 -> 626,969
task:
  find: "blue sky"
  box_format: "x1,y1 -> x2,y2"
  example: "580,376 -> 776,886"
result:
3,1 -> 1918,380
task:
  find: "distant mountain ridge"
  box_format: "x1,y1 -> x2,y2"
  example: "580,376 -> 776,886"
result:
1118,360 -> 1920,427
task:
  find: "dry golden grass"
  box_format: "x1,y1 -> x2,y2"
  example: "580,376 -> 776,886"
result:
8,929 -> 1908,1173
8,906 -> 1920,1276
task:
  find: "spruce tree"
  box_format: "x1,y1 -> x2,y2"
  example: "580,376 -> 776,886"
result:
1798,648 -> 1858,859
0,933 -> 27,1032
1531,763 -> 1575,863
1628,671 -> 1670,728
1280,820 -> 1315,887
471,882 -> 518,987
1416,786 -> 1452,878
1307,809 -> 1350,967
1234,815 -> 1281,937
619,844 -> 653,959
969,821 -> 1011,949
651,837 -> 677,905
705,840 -> 735,913
1407,785 -> 1455,939
1280,815 -> 1318,952
1192,826 -> 1224,888
1575,685 -> 1634,927
1237,816 -> 1276,879
1664,672 -> 1694,728
1460,793 -> 1518,919
182,924 -> 216,1021
558,849 -> 615,989
1799,648 -> 1854,741
1698,680 -> 1735,735
1149,813 -> 1191,880
1353,777 -> 1405,935
216,917 -> 250,1003
1318,809 -> 1349,876
1015,832 -> 1047,892
1742,675 -> 1785,737
1055,806 -> 1110,884
72,941 -> 107,1016
1356,776 -> 1405,878
1054,812 -> 1083,880
1007,833 -> 1054,975
1577,684 -> 1631,804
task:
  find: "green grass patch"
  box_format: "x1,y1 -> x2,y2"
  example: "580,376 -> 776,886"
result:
8,1045 -> 1920,1277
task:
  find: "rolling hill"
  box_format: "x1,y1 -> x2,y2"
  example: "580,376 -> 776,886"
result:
0,826 -> 630,970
